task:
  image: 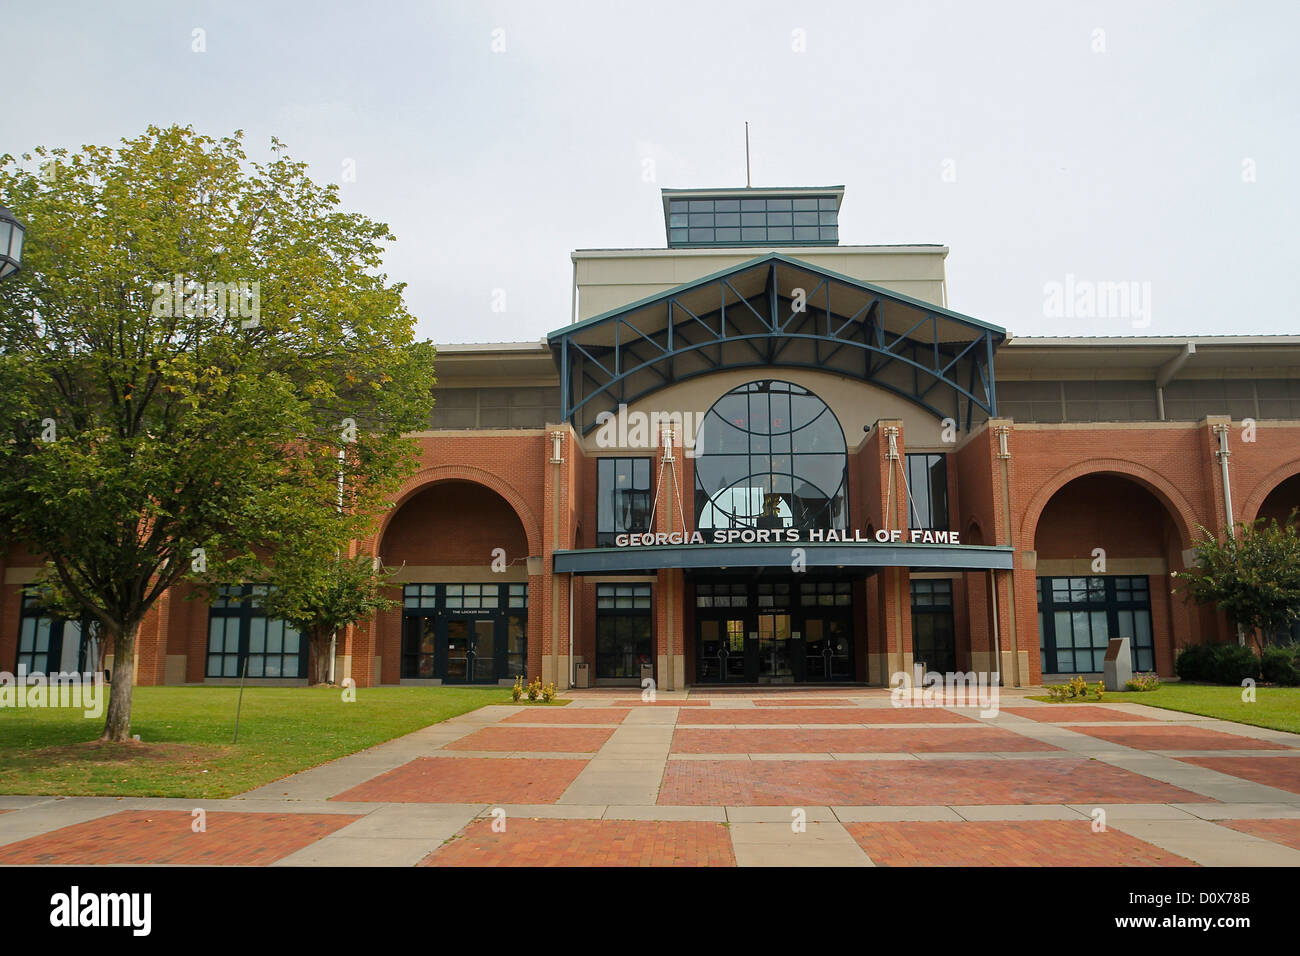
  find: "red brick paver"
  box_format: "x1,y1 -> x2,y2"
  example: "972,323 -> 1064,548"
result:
751,698 -> 854,706
846,820 -> 1195,866
610,700 -> 712,706
421,817 -> 736,867
331,757 -> 588,804
679,707 -> 975,725
0,811 -> 359,866
1003,706 -> 1154,723
1068,725 -> 1291,752
1177,756 -> 1300,795
443,726 -> 614,752
1216,818 -> 1300,852
670,727 -> 1059,754
658,757 -> 1208,806
502,708 -> 630,725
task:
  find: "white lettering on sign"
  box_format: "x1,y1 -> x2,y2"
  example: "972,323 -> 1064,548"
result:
610,529 -> 961,547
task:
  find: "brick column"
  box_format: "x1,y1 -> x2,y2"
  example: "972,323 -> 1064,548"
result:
856,419 -> 912,683
651,423 -> 686,689
542,425 -> 579,688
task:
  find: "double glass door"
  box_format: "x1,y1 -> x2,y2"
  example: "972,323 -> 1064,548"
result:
696,612 -> 796,683
802,617 -> 851,680
757,613 -> 793,682
402,614 -> 498,683
698,617 -> 748,682
446,618 -> 496,683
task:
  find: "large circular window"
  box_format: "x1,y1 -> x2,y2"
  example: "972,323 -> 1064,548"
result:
693,380 -> 847,531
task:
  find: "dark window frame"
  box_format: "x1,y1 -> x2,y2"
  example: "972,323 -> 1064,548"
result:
595,583 -> 652,679
693,380 -> 848,533
666,196 -> 840,248
400,582 -> 528,682
1037,575 -> 1155,674
905,453 -> 950,531
911,578 -> 956,674
15,589 -> 103,675
596,456 -> 652,547
206,584 -> 307,679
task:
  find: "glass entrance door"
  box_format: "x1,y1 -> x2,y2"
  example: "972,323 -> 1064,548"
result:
472,619 -> 496,681
402,615 -> 438,678
758,613 -> 793,682
803,617 -> 851,680
697,618 -> 747,682
446,619 -> 470,680
446,618 -> 498,683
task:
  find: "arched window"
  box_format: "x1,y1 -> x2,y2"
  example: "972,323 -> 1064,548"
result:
693,380 -> 847,532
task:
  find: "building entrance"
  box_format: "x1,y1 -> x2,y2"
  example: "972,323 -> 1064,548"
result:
692,577 -> 856,684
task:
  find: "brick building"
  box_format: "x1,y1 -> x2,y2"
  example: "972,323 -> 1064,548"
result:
5,185 -> 1300,689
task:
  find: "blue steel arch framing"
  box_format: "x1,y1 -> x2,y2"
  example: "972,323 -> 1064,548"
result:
549,253 -> 1005,436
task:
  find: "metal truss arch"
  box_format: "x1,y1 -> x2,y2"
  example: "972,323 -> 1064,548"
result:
549,253 -> 1004,436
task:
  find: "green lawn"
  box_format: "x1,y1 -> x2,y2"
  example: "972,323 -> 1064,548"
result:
0,685 -> 509,798
1031,683 -> 1300,735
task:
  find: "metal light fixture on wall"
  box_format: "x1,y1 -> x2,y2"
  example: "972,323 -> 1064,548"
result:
0,205 -> 26,280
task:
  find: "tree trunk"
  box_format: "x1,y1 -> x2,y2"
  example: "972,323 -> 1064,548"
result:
311,631 -> 330,685
100,620 -> 139,743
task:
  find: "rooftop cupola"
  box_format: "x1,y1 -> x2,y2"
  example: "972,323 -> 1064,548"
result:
661,186 -> 844,249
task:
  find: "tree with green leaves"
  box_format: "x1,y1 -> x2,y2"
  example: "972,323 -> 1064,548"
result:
257,552 -> 399,686
0,125 -> 436,741
1174,512 -> 1300,648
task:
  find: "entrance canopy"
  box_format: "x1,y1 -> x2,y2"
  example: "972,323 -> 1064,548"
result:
548,253 -> 1005,436
553,542 -> 1014,575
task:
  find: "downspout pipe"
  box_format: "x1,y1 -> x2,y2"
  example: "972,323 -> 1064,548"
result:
989,569 -> 1002,687
569,573 -> 575,689
1213,422 -> 1245,646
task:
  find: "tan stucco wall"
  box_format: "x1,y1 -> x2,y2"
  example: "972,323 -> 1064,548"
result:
573,246 -> 948,321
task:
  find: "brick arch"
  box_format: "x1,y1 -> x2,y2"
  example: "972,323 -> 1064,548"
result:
1239,459 -> 1300,525
368,465 -> 542,557
1019,458 -> 1198,549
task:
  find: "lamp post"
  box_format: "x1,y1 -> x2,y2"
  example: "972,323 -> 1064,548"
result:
0,205 -> 26,280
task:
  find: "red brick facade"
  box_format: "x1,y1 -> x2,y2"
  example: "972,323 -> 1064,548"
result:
3,402 -> 1297,689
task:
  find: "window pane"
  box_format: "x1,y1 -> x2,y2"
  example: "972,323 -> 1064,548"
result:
1091,611 -> 1109,647
1054,611 -> 1072,647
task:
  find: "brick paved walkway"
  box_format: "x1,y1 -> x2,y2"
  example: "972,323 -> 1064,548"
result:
1216,818 -> 1300,852
845,820 -> 1196,866
0,811 -> 359,865
3,690 -> 1300,867
421,818 -> 736,867
1176,755 -> 1300,795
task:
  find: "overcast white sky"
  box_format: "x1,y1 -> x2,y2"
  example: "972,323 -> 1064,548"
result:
5,1 -> 1298,343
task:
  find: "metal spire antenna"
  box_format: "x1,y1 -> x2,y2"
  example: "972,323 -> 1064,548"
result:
745,121 -> 751,187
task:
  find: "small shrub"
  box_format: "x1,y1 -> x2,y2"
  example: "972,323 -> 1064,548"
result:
510,676 -> 524,702
1046,675 -> 1101,701
540,681 -> 558,703
1210,643 -> 1260,684
526,677 -> 542,702
1261,646 -> 1300,686
1125,672 -> 1160,691
1175,644 -> 1216,682
1176,643 -> 1261,684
